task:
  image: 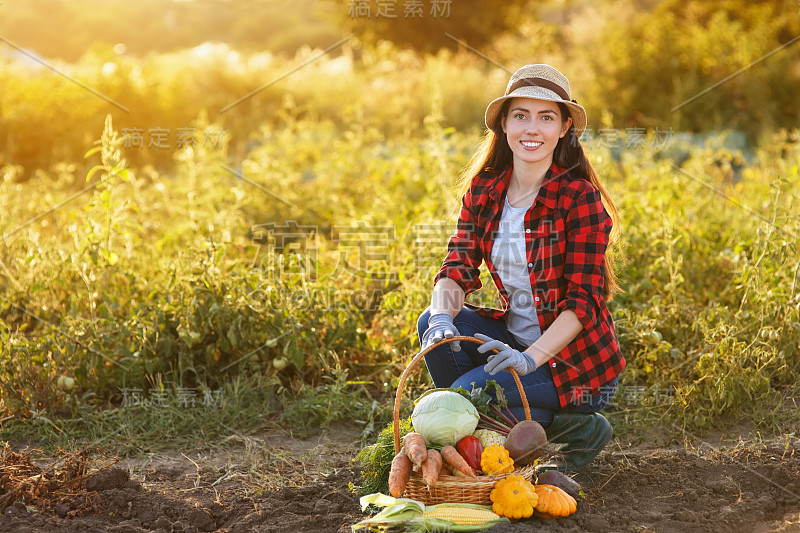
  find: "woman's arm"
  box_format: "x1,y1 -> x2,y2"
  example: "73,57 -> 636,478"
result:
557,184 -> 613,330
433,182 -> 484,310
430,277 -> 466,318
524,309 -> 583,369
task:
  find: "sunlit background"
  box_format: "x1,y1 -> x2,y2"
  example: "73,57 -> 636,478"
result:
2,0 -> 799,174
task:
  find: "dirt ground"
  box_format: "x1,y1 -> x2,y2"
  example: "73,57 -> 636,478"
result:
2,423 -> 800,533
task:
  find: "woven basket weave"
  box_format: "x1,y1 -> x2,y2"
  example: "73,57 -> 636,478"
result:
393,336 -> 535,505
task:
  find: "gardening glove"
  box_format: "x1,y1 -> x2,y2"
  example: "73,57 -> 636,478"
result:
475,333 -> 537,376
421,313 -> 461,351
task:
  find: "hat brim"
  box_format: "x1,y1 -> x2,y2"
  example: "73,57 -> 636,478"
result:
484,86 -> 587,140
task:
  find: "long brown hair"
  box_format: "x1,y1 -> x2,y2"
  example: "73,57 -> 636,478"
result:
457,99 -> 622,301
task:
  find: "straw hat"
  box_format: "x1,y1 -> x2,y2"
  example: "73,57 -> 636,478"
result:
484,64 -> 587,139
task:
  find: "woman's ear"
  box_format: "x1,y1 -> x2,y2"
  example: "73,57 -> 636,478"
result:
500,114 -> 507,134
560,116 -> 574,138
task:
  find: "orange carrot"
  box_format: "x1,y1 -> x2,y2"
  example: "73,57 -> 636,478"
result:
388,451 -> 412,497
441,445 -> 477,478
421,448 -> 443,490
440,462 -> 454,476
440,461 -> 465,477
402,432 -> 427,468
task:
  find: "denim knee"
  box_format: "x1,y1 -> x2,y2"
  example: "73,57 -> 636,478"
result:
568,377 -> 619,413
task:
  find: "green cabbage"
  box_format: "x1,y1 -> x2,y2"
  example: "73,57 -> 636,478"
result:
411,390 -> 480,447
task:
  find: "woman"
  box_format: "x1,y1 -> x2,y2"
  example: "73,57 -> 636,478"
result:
417,64 -> 625,472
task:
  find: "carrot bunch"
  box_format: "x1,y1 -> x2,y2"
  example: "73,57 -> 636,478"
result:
388,432 -> 478,497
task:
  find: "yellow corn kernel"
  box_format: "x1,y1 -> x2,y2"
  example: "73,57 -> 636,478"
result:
422,503 -> 502,525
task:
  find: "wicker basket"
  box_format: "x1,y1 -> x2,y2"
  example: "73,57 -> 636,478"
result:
393,335 -> 536,505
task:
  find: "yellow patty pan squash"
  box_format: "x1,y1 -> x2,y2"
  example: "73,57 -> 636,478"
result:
490,474 -> 539,519
480,444 -> 515,475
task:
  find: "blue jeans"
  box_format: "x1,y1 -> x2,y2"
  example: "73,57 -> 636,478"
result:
417,306 -> 617,427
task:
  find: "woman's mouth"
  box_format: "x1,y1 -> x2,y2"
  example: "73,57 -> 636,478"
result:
521,140 -> 543,150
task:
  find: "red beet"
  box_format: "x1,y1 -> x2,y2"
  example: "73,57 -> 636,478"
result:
504,420 -> 549,465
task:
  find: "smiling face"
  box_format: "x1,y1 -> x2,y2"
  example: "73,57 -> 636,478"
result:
501,97 -> 573,168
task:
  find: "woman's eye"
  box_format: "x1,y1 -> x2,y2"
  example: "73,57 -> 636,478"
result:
514,113 -> 525,119
542,115 -> 552,121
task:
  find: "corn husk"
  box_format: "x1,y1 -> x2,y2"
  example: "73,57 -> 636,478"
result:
353,493 -> 509,532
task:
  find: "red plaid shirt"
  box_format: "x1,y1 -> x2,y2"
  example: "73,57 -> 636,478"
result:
434,163 -> 625,409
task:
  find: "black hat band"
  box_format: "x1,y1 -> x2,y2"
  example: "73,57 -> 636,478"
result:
507,77 -> 569,101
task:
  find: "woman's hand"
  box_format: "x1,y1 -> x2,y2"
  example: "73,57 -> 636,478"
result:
421,313 -> 462,351
475,333 -> 537,376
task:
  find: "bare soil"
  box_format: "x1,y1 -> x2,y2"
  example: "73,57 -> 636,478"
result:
2,423 -> 800,533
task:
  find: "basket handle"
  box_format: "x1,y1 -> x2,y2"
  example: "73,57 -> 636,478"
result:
393,336 -> 531,454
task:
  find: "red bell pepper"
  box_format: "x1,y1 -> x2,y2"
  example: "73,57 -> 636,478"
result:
456,435 -> 484,472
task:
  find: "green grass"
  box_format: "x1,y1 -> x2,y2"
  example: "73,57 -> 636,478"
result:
1,112 -> 799,451
0,370 -> 384,456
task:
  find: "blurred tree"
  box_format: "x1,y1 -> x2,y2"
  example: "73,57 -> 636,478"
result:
586,0 -> 800,137
0,0 -> 341,60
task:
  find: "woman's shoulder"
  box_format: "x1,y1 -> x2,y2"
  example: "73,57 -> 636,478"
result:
463,166 -> 508,200
471,166 -> 507,188
555,169 -> 601,203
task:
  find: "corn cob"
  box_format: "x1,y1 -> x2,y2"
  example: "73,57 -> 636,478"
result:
422,503 -> 503,525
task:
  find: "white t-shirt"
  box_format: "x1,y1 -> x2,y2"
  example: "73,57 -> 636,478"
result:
489,196 -> 543,347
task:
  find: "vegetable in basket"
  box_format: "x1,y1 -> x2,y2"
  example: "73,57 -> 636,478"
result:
441,445 -> 476,478
402,432 -> 427,468
421,448 -> 443,490
411,390 -> 480,447
480,445 -> 515,475
455,435 -> 483,472
388,451 -> 412,497
472,429 -> 505,448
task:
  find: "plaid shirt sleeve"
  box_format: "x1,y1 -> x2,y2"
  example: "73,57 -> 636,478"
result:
556,183 -> 612,330
433,189 -> 484,295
